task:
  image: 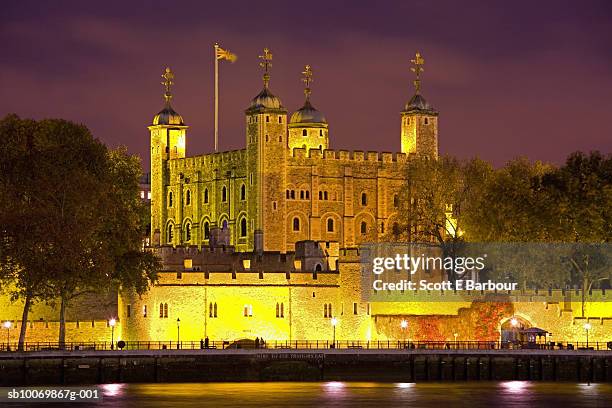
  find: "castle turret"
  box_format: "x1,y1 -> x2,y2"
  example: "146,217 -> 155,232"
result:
400,52 -> 438,158
245,48 -> 288,252
149,67 -> 188,246
288,65 -> 329,151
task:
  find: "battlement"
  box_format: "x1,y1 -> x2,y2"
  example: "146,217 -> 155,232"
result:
291,147 -> 408,164
169,149 -> 247,171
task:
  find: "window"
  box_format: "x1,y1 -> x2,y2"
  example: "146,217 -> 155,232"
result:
327,218 -> 334,232
381,222 -> 385,234
222,219 -> 228,229
291,190 -> 295,199
168,192 -> 173,207
250,173 -> 253,185
140,191 -> 145,199
361,192 -> 367,206
209,302 -> 218,318
164,303 -> 168,318
319,129 -> 323,137
222,186 -> 227,202
159,303 -> 164,318
243,304 -> 253,317
323,191 -> 328,200
300,190 -> 304,200
278,135 -> 282,142
204,189 -> 209,204
186,190 -> 191,205
406,118 -> 410,125
240,218 -> 247,237
276,302 -> 285,318
185,223 -> 192,241
302,129 -> 307,136
266,115 -> 270,123
143,305 -> 147,318
127,304 -> 131,318
353,302 -> 358,315
167,224 -> 174,243
286,190 -> 290,199
278,116 -> 283,123
393,194 -> 399,208
293,217 -> 300,232
392,222 -> 400,236
324,303 -> 333,318
240,184 -> 246,200
204,222 -> 210,239
360,221 -> 367,234
265,135 -> 269,142
305,191 -> 310,199
315,264 -> 322,272
177,271 -> 182,279
319,191 -> 323,200
147,191 -> 151,200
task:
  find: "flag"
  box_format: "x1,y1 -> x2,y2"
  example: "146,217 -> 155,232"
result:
216,46 -> 237,62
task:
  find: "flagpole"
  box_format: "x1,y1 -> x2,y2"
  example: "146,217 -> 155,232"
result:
214,43 -> 219,152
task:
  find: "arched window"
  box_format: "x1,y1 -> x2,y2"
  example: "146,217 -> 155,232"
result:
164,303 -> 168,318
280,303 -> 284,318
327,218 -> 334,232
392,222 -> 400,236
209,302 -> 213,317
167,224 -> 174,243
159,303 -> 164,318
222,219 -> 228,230
204,188 -> 209,204
185,223 -> 192,241
276,303 -> 280,318
319,129 -> 323,137
393,194 -> 399,208
319,191 -> 323,200
240,184 -> 246,200
203,222 -> 210,239
305,191 -> 310,199
168,192 -> 173,207
293,217 -> 300,232
361,192 -> 367,206
381,222 -> 385,234
240,218 -> 247,237
323,191 -> 328,200
278,116 -> 283,124
291,190 -> 295,199
361,221 -> 367,234
214,302 -> 218,317
302,129 -> 307,136
315,264 -> 322,272
186,190 -> 191,205
222,186 -> 227,202
328,303 -> 332,317
324,304 -> 328,318
300,190 -> 304,199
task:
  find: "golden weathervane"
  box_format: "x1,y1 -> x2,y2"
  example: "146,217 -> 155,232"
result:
259,48 -> 273,88
301,64 -> 313,100
161,67 -> 174,104
410,52 -> 425,94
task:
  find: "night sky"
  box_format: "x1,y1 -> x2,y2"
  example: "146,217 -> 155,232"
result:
2,1 -> 611,169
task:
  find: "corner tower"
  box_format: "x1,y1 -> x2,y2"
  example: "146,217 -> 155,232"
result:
245,48 -> 288,252
149,67 -> 188,245
288,65 -> 329,151
400,52 -> 439,158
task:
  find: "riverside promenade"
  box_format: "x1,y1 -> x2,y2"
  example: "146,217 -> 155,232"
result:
1,348 -> 611,385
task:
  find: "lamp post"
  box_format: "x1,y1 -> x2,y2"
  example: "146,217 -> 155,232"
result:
3,321 -> 11,351
330,317 -> 337,348
108,318 -> 116,350
400,320 -> 408,348
177,318 -> 181,349
584,323 -> 591,349
454,333 -> 458,349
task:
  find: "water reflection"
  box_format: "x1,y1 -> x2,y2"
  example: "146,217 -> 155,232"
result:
81,382 -> 612,408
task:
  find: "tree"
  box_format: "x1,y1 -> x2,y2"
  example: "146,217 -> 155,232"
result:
0,115 -> 160,348
393,155 -> 492,281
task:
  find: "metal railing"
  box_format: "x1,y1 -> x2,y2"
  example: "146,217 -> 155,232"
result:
0,339 -> 610,352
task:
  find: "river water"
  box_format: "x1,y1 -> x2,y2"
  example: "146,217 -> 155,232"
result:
14,382 -> 612,407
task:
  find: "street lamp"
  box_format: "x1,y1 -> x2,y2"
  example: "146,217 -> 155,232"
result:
3,321 -> 11,351
454,333 -> 458,348
177,318 -> 181,349
400,320 -> 408,347
330,317 -> 337,348
108,318 -> 116,350
584,323 -> 592,349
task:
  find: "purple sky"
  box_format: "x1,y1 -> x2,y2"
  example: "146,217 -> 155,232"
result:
1,1 -> 611,169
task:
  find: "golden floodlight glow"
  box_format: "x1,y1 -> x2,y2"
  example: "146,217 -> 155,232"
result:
184,259 -> 193,269
3,321 -> 11,329
294,260 -> 302,270
109,318 -> 116,327
242,259 -> 251,269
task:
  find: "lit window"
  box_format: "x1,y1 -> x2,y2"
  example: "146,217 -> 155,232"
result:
243,304 -> 253,317
147,191 -> 151,200
140,191 -> 145,199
